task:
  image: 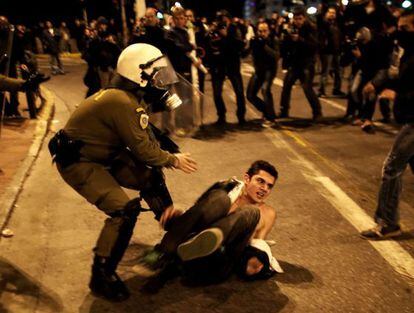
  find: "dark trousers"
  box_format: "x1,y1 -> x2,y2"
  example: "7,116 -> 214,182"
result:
182,206 -> 260,283
348,71 -> 377,120
319,53 -> 342,93
159,189 -> 259,257
247,70 -> 277,121
211,69 -> 246,122
5,64 -> 20,116
280,66 -> 322,117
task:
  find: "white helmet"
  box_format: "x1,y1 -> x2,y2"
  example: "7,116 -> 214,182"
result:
117,43 -> 178,88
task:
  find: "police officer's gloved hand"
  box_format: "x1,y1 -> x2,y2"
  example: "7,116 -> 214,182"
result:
22,73 -> 50,91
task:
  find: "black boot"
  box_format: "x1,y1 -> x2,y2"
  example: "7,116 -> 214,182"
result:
89,255 -> 130,302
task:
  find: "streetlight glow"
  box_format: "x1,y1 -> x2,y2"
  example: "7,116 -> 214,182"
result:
342,0 -> 349,6
402,0 -> 412,8
307,6 -> 318,15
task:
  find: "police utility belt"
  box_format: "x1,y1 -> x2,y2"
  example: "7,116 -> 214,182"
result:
48,130 -> 84,168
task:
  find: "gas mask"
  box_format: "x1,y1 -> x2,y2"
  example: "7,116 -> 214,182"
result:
140,54 -> 183,113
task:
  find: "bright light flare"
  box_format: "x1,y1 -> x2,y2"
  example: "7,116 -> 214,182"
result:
306,6 -> 318,15
342,0 -> 349,5
402,0 -> 412,8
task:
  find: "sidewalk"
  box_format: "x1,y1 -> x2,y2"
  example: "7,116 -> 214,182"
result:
0,87 -> 54,231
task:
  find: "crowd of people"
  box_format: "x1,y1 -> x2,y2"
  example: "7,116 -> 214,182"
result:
0,1 -> 411,129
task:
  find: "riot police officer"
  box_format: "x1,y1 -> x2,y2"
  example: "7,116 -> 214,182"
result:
49,43 -> 197,301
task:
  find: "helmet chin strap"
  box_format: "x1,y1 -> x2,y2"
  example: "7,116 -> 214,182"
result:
106,73 -> 146,100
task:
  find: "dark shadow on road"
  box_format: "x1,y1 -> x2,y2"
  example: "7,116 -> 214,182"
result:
275,261 -> 314,285
0,257 -> 63,312
82,273 -> 290,313
81,243 -> 292,313
273,116 -> 400,137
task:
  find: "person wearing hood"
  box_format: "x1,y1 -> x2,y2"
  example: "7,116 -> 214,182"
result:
48,43 -> 198,301
360,9 -> 414,240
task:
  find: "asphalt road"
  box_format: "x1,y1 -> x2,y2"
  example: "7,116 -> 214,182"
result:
0,56 -> 413,313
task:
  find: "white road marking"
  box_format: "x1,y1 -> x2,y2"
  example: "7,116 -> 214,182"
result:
315,176 -> 414,280
231,64 -> 414,279
264,128 -> 414,280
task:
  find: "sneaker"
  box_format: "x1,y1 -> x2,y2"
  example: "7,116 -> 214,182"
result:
332,90 -> 347,98
177,228 -> 224,261
261,119 -> 276,128
312,114 -> 323,123
361,122 -> 375,134
360,224 -> 402,240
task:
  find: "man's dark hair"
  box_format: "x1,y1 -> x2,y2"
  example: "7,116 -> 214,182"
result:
246,160 -> 278,180
292,6 -> 306,17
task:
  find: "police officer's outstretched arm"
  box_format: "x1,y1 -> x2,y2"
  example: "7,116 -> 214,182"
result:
112,98 -> 197,173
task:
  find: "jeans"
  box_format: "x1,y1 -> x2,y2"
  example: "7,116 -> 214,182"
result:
247,70 -> 277,121
319,53 -> 342,94
159,189 -> 259,256
375,124 -> 414,227
280,66 -> 322,117
49,53 -> 63,73
211,69 -> 246,122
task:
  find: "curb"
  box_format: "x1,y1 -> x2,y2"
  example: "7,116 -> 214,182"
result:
0,86 -> 55,233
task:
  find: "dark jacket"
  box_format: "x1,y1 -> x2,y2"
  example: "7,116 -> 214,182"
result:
358,33 -> 393,88
393,51 -> 414,124
165,27 -> 193,75
42,28 -> 61,54
207,23 -> 245,74
283,21 -> 318,69
130,25 -> 168,53
250,36 -> 279,73
318,19 -> 342,54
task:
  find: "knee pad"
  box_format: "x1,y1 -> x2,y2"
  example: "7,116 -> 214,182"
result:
108,197 -> 141,221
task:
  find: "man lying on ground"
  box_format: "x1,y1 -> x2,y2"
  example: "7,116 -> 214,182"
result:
139,160 -> 283,283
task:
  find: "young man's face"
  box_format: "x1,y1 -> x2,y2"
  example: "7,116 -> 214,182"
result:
293,14 -> 306,28
244,170 -> 276,204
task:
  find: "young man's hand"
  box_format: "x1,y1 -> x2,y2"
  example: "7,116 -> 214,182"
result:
160,205 -> 184,229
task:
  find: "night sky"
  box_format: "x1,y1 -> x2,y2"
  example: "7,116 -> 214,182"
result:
0,0 -> 245,25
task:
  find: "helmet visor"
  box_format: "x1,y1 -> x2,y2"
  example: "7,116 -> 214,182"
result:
150,56 -> 179,89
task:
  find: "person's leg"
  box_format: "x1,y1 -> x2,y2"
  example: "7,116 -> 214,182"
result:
319,54 -> 329,95
179,206 -> 260,282
279,68 -> 297,117
261,70 -> 277,120
375,125 -> 414,227
246,72 -> 266,117
300,66 -> 322,118
211,70 -> 227,123
58,162 -> 138,300
228,71 -> 246,123
332,54 -> 343,94
159,189 -> 232,254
